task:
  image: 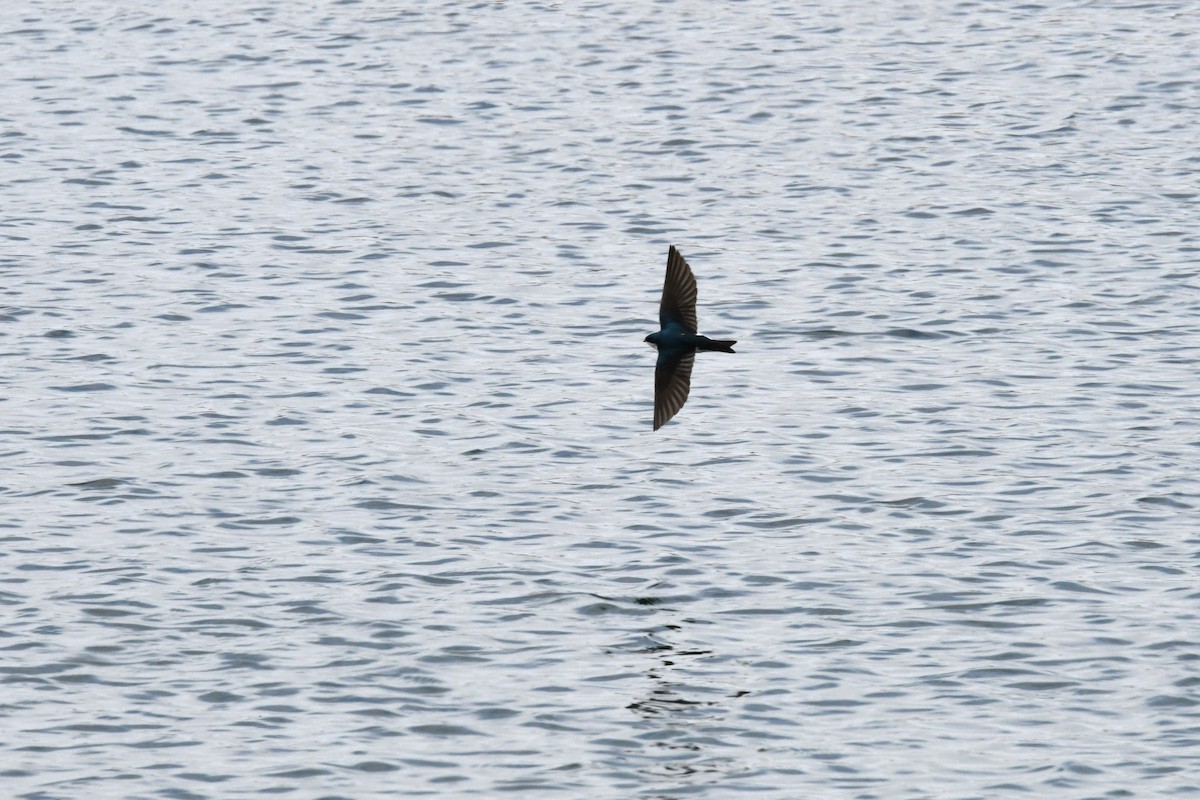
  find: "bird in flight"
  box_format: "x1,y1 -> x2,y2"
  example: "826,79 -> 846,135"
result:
644,245 -> 736,430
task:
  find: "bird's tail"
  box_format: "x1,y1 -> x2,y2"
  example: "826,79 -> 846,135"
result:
701,338 -> 736,353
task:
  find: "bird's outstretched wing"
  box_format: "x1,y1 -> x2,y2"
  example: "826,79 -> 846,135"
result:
654,352 -> 694,430
659,245 -> 698,334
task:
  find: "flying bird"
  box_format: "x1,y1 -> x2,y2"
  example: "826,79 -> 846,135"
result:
644,245 -> 736,430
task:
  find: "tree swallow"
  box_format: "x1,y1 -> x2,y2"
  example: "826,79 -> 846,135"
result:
644,245 -> 736,431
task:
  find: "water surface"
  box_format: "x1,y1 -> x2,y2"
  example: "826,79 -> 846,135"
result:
3,1 -> 1199,798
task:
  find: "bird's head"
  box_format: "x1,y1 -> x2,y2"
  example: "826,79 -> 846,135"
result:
644,332 -> 659,347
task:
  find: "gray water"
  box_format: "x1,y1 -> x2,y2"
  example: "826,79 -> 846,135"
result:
3,1 -> 1199,798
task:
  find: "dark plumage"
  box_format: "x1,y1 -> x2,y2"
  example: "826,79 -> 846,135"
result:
644,245 -> 736,430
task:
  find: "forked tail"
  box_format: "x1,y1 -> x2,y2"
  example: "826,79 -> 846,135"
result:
702,338 -> 736,353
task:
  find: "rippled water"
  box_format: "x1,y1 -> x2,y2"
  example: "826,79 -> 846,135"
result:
3,1 -> 1200,798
